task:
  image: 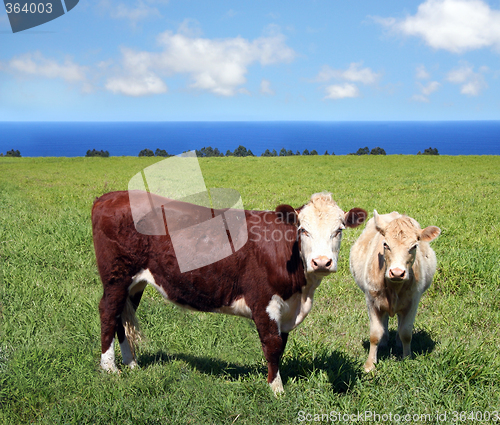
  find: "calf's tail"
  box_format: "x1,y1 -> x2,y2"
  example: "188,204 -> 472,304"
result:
121,298 -> 142,358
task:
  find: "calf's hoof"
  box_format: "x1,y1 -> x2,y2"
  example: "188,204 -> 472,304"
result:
125,360 -> 139,369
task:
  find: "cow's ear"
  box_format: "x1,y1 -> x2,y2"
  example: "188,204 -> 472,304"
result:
275,204 -> 299,226
345,208 -> 367,228
420,226 -> 441,242
373,210 -> 386,236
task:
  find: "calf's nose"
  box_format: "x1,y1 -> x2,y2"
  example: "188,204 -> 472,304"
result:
389,267 -> 406,279
311,256 -> 333,272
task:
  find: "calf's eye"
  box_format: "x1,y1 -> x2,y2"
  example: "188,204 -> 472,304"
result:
409,244 -> 418,252
331,230 -> 342,239
383,242 -> 390,251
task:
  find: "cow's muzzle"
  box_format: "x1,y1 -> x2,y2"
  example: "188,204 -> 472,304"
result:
311,256 -> 335,274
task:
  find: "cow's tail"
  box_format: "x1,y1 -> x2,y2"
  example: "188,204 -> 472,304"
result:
121,298 -> 142,358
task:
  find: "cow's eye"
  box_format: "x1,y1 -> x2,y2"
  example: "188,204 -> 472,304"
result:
409,244 -> 418,252
383,242 -> 390,251
299,228 -> 310,237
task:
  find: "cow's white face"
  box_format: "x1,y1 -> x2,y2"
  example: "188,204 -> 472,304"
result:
297,193 -> 366,276
374,211 -> 440,283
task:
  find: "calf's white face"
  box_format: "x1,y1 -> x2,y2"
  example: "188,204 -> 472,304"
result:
298,193 -> 366,276
374,210 -> 441,282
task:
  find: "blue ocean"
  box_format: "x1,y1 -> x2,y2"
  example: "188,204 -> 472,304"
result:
1,121 -> 499,157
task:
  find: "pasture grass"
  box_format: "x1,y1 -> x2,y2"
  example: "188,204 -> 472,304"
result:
0,155 -> 499,424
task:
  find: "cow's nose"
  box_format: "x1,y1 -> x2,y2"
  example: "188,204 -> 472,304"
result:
311,256 -> 333,271
389,268 -> 406,279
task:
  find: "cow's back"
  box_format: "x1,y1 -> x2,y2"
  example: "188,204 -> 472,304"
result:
91,191 -> 307,310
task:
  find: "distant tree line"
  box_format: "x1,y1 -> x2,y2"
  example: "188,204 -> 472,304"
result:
417,147 -> 439,155
225,145 -> 255,157
348,146 -> 387,155
347,146 -> 440,155
0,149 -> 21,157
133,145 -> 440,157
138,148 -> 172,157
196,146 -> 223,157
86,149 -> 109,157
261,148 -> 335,156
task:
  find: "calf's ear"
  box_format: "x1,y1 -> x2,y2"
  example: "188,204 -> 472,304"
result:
345,208 -> 368,228
420,226 -> 441,242
373,210 -> 386,236
275,204 -> 299,226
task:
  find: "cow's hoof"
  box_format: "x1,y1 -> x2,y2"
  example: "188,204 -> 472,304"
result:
101,365 -> 120,374
100,360 -> 119,374
270,372 -> 284,396
364,362 -> 376,373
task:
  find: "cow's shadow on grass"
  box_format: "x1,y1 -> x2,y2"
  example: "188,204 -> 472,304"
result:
138,349 -> 361,393
361,328 -> 436,361
281,350 -> 361,393
138,350 -> 261,379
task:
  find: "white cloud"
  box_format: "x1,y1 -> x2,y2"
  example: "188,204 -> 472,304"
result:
324,83 -> 360,99
315,62 -> 380,84
416,65 -> 430,79
412,65 -> 440,102
260,79 -> 275,95
177,18 -> 203,37
377,0 -> 500,53
112,3 -> 159,21
412,80 -> 441,102
446,64 -> 475,83
106,30 -> 295,96
446,63 -> 487,95
411,94 -> 430,102
5,52 -> 91,91
460,81 -> 483,95
420,81 -> 441,95
224,9 -> 238,19
101,0 -> 162,26
105,75 -> 167,96
315,62 -> 379,100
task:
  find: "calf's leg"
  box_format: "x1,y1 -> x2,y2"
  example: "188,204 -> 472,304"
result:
379,314 -> 389,348
365,306 -> 386,372
397,301 -> 420,359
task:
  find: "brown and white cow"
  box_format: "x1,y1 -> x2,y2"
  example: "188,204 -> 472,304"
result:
92,191 -> 366,394
350,210 -> 440,372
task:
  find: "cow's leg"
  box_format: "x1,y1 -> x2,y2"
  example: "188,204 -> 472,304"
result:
365,305 -> 386,373
99,285 -> 129,372
118,284 -> 147,368
397,301 -> 419,359
280,332 -> 289,356
254,315 -> 287,395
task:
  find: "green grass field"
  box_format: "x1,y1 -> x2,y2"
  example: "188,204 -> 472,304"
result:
1,155 -> 499,424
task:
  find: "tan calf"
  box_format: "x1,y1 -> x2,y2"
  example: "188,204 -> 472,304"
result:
350,210 -> 440,372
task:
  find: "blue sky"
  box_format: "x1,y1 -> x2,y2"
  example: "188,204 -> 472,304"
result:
1,0 -> 500,121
